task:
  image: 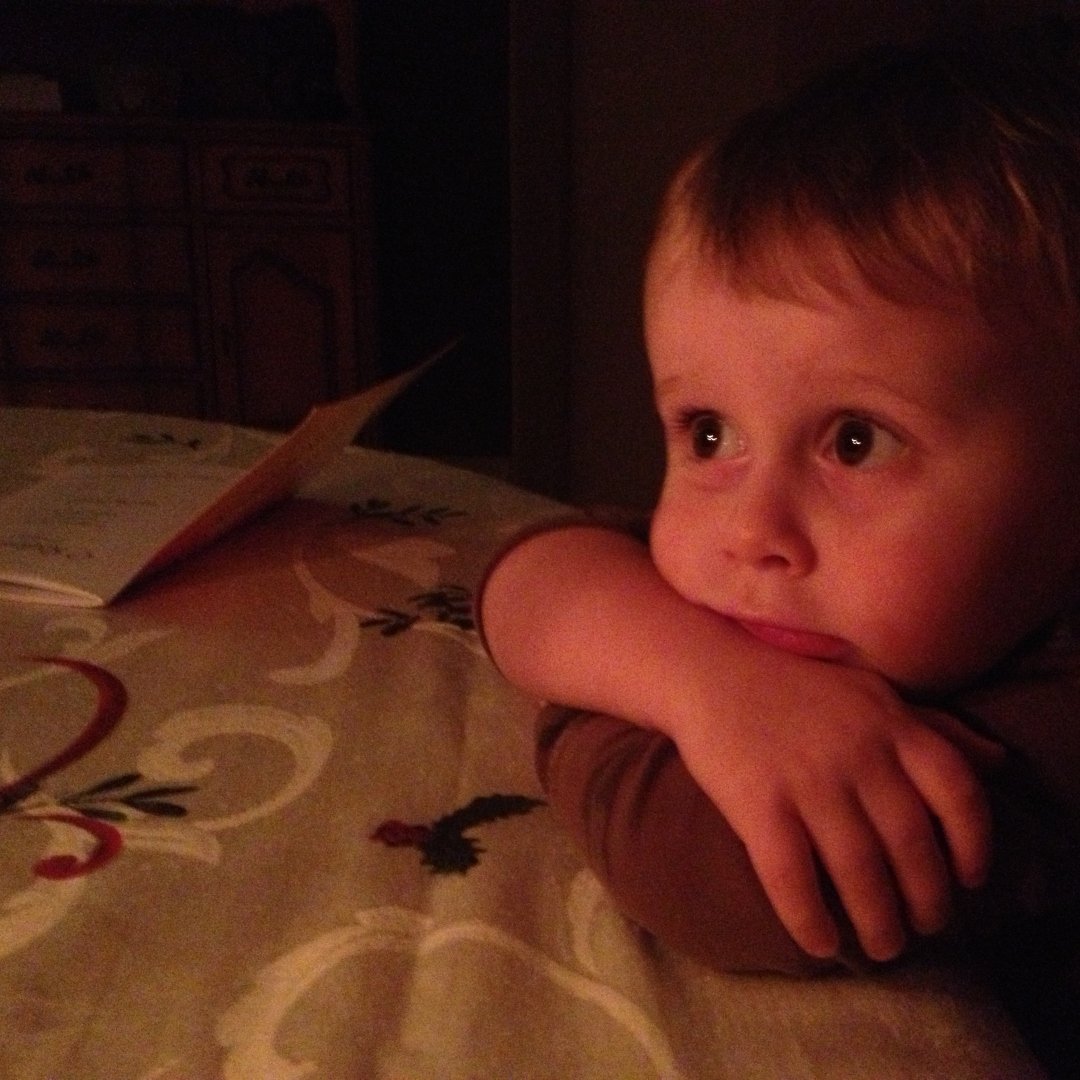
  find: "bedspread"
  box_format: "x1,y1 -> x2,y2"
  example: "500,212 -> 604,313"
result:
0,409 -> 1049,1078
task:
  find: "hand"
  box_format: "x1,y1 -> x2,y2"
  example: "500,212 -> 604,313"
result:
665,653 -> 998,962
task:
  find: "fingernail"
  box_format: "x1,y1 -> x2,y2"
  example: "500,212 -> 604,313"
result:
868,931 -> 905,962
805,929 -> 840,959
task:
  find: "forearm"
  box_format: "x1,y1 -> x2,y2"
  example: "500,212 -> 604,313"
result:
480,523 -> 912,753
479,523 -> 746,733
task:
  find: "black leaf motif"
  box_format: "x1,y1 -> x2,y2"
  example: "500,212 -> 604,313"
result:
120,785 -> 198,801
122,799 -> 189,818
421,831 -> 484,874
434,794 -> 545,835
129,433 -> 202,451
350,497 -> 467,528
361,609 -> 418,636
73,806 -> 128,823
60,776 -> 197,822
410,586 -> 475,632
68,772 -> 143,800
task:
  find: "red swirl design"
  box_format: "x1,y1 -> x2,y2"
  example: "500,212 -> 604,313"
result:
1,658 -> 129,878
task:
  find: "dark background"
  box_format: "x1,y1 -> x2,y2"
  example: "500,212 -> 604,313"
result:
355,2 -> 511,463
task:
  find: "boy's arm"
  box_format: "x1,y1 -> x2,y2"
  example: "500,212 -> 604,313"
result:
480,524 -> 996,962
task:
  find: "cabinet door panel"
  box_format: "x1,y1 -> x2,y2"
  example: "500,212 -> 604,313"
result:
206,228 -> 358,429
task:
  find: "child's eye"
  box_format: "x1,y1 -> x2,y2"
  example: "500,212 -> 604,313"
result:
828,415 -> 903,468
679,411 -> 740,460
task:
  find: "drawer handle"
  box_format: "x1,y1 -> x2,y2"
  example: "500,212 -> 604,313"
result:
243,164 -> 317,193
39,325 -> 108,353
24,162 -> 95,188
224,158 -> 331,203
31,247 -> 101,272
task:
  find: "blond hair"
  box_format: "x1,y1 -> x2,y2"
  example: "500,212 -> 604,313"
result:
679,24 -> 1080,333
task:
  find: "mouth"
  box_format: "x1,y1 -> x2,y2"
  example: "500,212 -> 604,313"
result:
729,618 -> 852,662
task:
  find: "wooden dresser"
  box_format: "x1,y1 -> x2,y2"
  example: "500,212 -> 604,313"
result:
0,116 -> 376,429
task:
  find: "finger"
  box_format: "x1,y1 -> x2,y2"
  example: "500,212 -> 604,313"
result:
919,707 -> 1007,774
810,797 -> 907,962
898,734 -> 993,889
861,777 -> 952,937
743,810 -> 840,959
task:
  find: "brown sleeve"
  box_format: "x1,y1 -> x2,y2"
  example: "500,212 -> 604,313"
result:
949,622 -> 1080,825
535,705 -> 846,975
944,629 -> 1080,938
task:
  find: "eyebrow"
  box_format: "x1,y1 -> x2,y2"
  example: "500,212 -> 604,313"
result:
653,372 -> 697,401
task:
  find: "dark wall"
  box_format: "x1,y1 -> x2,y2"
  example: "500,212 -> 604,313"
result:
357,1 -> 511,461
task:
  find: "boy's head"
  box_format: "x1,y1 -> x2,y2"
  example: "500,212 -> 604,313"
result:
678,23 -> 1080,334
645,25 -> 1080,694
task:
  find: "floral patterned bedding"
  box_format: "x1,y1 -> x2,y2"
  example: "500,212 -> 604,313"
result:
0,409 -> 1048,1078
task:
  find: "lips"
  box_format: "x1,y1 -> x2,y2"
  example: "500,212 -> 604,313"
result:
730,618 -> 851,662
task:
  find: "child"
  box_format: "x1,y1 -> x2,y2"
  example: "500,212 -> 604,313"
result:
480,26 -> 1080,975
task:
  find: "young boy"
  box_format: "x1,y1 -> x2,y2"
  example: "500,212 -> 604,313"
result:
480,27 -> 1080,975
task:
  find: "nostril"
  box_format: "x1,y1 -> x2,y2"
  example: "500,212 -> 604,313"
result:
722,524 -> 814,575
760,552 -> 793,569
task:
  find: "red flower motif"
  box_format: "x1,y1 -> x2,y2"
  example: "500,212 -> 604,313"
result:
31,812 -> 124,879
371,820 -> 433,847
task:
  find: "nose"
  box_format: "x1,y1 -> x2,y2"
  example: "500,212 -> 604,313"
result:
720,466 -> 816,575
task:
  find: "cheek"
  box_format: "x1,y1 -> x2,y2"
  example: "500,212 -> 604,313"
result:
843,500 -> 1074,689
649,494 -> 708,603
832,546 -> 991,690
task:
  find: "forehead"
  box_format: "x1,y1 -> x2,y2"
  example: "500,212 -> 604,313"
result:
644,214 -> 1063,412
647,205 -> 967,323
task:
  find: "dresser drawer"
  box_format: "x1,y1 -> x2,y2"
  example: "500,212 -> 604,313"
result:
0,226 -> 191,295
1,303 -> 198,372
201,143 -> 351,214
0,375 -> 205,417
0,137 -> 186,209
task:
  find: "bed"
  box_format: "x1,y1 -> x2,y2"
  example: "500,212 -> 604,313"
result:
0,407 -> 1055,1078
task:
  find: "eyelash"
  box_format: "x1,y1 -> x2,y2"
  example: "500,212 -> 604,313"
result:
673,407 -> 712,435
